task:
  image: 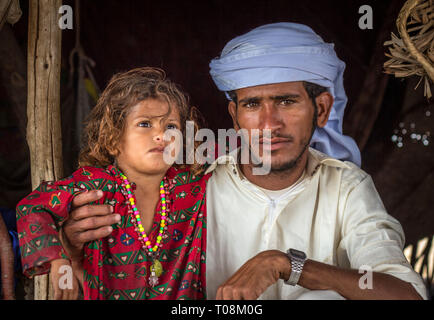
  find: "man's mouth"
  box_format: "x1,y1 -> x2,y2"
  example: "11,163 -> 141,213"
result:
258,137 -> 292,151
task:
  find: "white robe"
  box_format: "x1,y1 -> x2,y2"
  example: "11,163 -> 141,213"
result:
205,148 -> 428,300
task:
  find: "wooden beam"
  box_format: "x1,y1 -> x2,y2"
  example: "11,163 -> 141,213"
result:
27,0 -> 63,300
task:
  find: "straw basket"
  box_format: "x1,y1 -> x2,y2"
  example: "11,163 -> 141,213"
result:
384,0 -> 434,99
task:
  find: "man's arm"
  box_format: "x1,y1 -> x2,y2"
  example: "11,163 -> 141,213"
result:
216,250 -> 423,300
297,258 -> 423,300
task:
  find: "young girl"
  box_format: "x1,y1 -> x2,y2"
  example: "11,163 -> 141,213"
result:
16,67 -> 210,300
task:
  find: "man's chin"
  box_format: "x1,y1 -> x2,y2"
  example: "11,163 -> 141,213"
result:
251,157 -> 297,172
270,159 -> 298,172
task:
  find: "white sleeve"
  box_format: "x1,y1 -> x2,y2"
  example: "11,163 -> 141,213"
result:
339,175 -> 428,299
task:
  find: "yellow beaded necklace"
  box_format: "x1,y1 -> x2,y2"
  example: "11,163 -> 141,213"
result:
120,172 -> 169,287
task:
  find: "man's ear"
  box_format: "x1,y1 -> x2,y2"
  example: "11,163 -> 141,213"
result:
315,92 -> 334,128
228,101 -> 240,130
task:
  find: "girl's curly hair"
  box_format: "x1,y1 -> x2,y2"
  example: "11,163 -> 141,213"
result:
78,67 -> 205,175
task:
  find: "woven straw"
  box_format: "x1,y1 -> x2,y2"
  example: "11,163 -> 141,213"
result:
384,0 -> 434,99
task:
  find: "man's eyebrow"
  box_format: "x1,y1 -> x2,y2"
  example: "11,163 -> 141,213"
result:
238,94 -> 301,104
238,96 -> 262,104
270,94 -> 301,100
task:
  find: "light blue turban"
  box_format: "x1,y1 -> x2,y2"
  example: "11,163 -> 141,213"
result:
209,22 -> 361,166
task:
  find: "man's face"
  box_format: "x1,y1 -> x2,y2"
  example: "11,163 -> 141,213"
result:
228,81 -> 325,172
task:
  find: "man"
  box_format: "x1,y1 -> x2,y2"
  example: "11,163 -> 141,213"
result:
61,23 -> 427,299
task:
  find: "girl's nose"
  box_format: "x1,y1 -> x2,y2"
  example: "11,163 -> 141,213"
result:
153,128 -> 165,142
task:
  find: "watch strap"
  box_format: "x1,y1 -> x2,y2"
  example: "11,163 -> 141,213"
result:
284,249 -> 306,286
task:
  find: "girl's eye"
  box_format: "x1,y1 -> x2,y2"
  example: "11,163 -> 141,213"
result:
166,124 -> 178,130
138,121 -> 151,128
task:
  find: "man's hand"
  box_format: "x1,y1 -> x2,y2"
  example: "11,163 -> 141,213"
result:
216,250 -> 290,300
50,259 -> 79,300
60,190 -> 121,261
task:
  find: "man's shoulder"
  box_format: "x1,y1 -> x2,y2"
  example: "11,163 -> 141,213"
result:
310,148 -> 369,190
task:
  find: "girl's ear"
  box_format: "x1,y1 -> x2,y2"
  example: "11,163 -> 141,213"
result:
315,92 -> 334,128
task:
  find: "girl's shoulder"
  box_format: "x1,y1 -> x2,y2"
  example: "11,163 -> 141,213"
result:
66,166 -> 116,182
50,166 -> 118,189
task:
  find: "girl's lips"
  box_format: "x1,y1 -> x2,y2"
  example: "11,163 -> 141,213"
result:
148,147 -> 165,153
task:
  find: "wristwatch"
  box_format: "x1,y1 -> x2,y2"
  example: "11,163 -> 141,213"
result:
284,248 -> 307,286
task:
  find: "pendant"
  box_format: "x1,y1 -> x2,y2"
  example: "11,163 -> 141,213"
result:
149,272 -> 159,287
149,259 -> 163,287
150,259 -> 163,277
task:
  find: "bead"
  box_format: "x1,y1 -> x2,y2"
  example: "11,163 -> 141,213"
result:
121,172 -> 169,258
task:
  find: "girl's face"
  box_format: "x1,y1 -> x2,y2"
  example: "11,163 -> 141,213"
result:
116,98 -> 182,177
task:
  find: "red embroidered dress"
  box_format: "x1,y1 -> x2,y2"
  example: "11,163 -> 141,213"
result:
16,165 -> 210,300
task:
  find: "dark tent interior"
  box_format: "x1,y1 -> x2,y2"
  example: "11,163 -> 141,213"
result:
0,0 -> 432,299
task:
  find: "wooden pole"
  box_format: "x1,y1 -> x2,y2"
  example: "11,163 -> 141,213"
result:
27,0 -> 63,300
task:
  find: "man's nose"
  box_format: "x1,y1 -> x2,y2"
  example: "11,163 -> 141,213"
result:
260,105 -> 283,131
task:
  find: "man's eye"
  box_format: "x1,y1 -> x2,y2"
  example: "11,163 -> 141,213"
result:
244,102 -> 259,108
138,121 -> 151,128
280,99 -> 295,106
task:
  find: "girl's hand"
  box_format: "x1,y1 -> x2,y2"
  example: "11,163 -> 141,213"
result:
50,259 -> 79,300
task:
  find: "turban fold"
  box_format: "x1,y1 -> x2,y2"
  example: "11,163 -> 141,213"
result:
209,22 -> 361,166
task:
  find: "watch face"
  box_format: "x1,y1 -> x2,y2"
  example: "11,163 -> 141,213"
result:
289,248 -> 306,260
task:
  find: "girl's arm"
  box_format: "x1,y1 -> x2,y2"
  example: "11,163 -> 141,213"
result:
16,180 -> 75,278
